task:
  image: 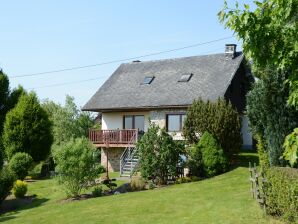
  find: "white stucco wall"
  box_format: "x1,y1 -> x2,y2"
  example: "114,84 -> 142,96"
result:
102,109 -> 186,132
102,111 -> 151,130
241,115 -> 253,149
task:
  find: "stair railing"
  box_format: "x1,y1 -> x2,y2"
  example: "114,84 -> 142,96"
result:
120,130 -> 138,176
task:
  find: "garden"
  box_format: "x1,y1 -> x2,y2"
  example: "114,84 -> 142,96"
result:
0,0 -> 297,223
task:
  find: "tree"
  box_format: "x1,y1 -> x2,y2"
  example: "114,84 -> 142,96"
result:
42,95 -> 94,147
218,0 -> 298,164
0,72 -> 26,167
137,124 -> 184,185
246,71 -> 298,166
183,98 -> 242,160
53,137 -> 101,198
2,92 -> 53,162
283,128 -> 298,167
218,0 -> 297,106
0,70 -> 10,133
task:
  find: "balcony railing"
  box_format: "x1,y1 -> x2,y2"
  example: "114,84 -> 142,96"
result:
88,129 -> 138,146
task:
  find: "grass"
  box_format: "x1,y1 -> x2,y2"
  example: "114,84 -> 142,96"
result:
0,152 -> 282,224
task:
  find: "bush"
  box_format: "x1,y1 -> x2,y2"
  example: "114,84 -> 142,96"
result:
184,98 -> 242,161
264,167 -> 298,223
92,186 -> 102,197
255,134 -> 270,170
0,142 -> 3,170
98,165 -> 105,174
13,180 -> 28,198
0,167 -> 15,203
190,176 -> 200,182
198,132 -> 228,177
3,92 -> 53,162
28,162 -> 43,179
130,176 -> 146,191
187,144 -> 203,177
137,124 -> 185,185
9,152 -> 33,180
175,176 -> 191,184
53,137 -> 101,198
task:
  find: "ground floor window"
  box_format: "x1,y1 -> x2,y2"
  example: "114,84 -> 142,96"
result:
166,114 -> 186,132
123,115 -> 145,132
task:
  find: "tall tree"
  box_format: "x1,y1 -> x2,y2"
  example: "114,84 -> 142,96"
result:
2,92 -> 53,161
0,70 -> 10,133
42,95 -> 94,147
218,0 -> 298,106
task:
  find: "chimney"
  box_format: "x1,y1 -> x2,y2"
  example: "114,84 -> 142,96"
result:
225,44 -> 237,59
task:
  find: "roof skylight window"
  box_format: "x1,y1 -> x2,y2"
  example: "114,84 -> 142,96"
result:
178,73 -> 193,82
142,76 -> 154,85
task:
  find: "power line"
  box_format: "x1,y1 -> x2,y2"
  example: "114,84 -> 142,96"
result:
30,77 -> 106,90
11,36 -> 233,79
29,46 -> 227,90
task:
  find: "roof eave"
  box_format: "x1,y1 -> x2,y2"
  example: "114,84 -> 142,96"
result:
82,104 -> 190,113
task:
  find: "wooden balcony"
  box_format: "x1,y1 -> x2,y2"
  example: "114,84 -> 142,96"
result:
88,129 -> 138,148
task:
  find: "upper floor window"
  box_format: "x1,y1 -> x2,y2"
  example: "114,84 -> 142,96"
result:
178,73 -> 193,82
142,76 -> 154,85
166,114 -> 186,132
123,115 -> 145,132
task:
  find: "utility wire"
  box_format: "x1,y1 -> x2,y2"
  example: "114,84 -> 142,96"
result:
29,46 -> 226,90
11,36 -> 233,79
30,77 -> 106,90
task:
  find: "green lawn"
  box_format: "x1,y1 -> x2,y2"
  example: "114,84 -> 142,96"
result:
0,152 -> 282,224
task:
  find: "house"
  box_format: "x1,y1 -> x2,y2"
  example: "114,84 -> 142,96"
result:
83,44 -> 254,176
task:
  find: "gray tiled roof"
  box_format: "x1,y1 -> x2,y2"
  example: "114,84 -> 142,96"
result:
83,52 -> 244,111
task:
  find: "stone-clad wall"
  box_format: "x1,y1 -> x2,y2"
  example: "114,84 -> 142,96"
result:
101,147 -> 124,172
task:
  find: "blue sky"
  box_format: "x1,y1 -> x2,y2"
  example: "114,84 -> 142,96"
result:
0,0 -> 254,107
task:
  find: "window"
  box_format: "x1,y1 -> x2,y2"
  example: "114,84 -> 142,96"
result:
166,114 -> 186,132
178,73 -> 193,82
123,115 -> 145,132
142,76 -> 154,85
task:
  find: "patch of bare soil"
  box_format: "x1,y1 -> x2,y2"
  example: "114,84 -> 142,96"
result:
0,195 -> 36,215
59,194 -> 94,203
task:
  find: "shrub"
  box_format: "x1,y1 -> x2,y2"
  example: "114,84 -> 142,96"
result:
183,98 -> 242,161
13,180 -> 28,198
92,186 -> 102,197
264,167 -> 298,223
130,176 -> 146,191
137,124 -> 185,185
147,181 -> 155,190
3,92 -> 53,162
98,165 -> 105,174
28,162 -> 43,179
187,144 -> 203,177
255,134 -> 270,170
198,132 -> 228,177
9,152 -> 33,180
190,176 -> 200,182
0,142 -> 3,170
175,176 -> 191,184
53,137 -> 101,198
0,167 -> 15,203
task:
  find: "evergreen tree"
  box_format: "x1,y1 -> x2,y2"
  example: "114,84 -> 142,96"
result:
2,92 -> 53,161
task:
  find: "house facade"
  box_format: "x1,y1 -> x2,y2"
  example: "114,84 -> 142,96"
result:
83,44 -> 254,175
